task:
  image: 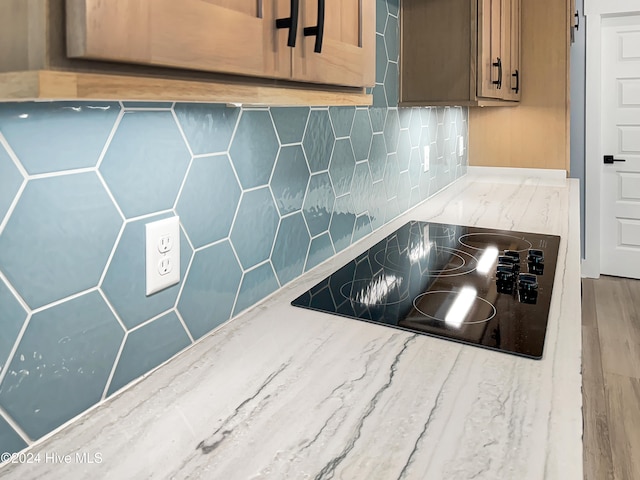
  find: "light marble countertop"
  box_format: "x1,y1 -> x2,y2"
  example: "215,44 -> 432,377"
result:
0,167 -> 583,480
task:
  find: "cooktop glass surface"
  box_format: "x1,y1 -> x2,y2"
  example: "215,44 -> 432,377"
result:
291,221 -> 561,359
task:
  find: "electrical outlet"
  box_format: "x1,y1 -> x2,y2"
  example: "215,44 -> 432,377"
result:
457,136 -> 465,157
146,217 -> 180,296
423,145 -> 430,172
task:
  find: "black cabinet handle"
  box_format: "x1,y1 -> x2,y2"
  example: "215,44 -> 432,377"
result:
276,0 -> 300,47
492,57 -> 502,89
304,0 -> 325,53
604,155 -> 626,164
575,10 -> 580,31
512,69 -> 519,94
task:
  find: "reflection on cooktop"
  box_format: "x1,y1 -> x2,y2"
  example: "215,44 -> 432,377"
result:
291,221 -> 561,359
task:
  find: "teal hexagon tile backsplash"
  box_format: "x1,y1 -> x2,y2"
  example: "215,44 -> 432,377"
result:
0,0 -> 469,454
101,214 -> 192,330
230,110 -> 279,189
0,291 -> 124,440
106,311 -> 191,396
0,278 -> 27,375
233,263 -> 280,316
0,416 -> 26,456
174,103 -> 240,155
328,107 -> 355,138
0,143 -> 22,228
177,241 -> 242,340
272,213 -> 310,286
0,102 -> 120,175
231,188 -> 279,270
176,154 -> 241,248
100,111 -> 191,218
303,173 -> 335,237
329,139 -> 356,197
303,110 -> 335,173
271,107 -> 310,145
0,173 -> 122,309
271,145 -> 310,216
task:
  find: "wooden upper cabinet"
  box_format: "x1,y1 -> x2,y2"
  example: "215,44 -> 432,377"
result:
291,0 -> 375,88
65,0 -> 374,88
66,0 -> 289,80
400,0 -> 521,106
477,0 -> 503,99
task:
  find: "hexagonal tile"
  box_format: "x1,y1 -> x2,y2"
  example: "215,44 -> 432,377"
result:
372,84 -> 388,109
272,213 -> 310,285
369,181 -> 387,230
101,214 -> 192,329
384,153 -> 401,200
176,154 -> 241,248
351,163 -> 373,215
0,173 -> 122,309
0,291 -> 124,439
329,139 -> 356,197
122,101 -> 173,109
437,107 -> 446,126
388,0 -> 400,17
0,143 -> 23,226
398,108 -> 412,129
409,108 -> 423,147
0,415 -> 27,455
410,187 -> 422,208
436,126 -> 446,160
178,241 -> 242,339
384,109 -> 400,154
352,214 -> 373,243
303,110 -> 335,173
100,111 -> 190,218
306,233 -> 334,271
397,171 -> 412,212
351,110 -> 373,162
233,263 -> 280,316
376,34 -> 388,85
330,195 -> 357,253
384,62 -> 399,107
303,173 -> 335,237
369,107 -> 387,133
419,167 -> 431,200
0,102 -> 120,175
368,133 -> 387,182
376,0 -> 388,34
271,107 -> 310,145
271,145 -> 310,216
397,130 -> 411,172
229,110 -> 279,189
231,188 -> 279,269
384,16 -> 399,63
174,103 -> 240,155
0,277 -> 27,376
329,107 -> 356,138
409,147 -> 422,188
107,311 -> 191,396
385,197 -> 401,223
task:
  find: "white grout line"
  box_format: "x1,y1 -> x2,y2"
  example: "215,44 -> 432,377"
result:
97,221 -> 126,287
26,166 -> 96,180
95,170 -> 126,222
29,286 -> 99,315
171,108 -> 195,159
101,330 -> 128,400
0,132 -> 29,178
0,405 -> 32,445
0,312 -> 32,389
0,177 -> 26,237
96,288 -> 128,333
174,309 -> 195,344
95,108 -> 125,170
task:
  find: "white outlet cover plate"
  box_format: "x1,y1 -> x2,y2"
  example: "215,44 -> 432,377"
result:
145,216 -> 180,296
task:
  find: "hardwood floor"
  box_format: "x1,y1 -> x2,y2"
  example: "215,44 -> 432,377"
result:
582,276 -> 640,480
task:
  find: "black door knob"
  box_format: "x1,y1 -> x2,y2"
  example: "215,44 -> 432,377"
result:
604,155 -> 626,164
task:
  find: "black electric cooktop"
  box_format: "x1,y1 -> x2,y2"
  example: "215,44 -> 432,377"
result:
292,221 -> 561,359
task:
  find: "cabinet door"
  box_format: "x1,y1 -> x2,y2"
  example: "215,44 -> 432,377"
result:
66,0 -> 291,80
503,0 -> 521,101
291,0 -> 374,87
477,0 -> 503,99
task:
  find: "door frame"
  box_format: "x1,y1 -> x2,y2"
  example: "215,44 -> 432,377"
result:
583,0 -> 640,278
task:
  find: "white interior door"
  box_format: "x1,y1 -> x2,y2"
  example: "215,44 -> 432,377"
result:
600,14 -> 640,279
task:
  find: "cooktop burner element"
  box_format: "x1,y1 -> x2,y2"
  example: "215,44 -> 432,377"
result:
291,221 -> 561,359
